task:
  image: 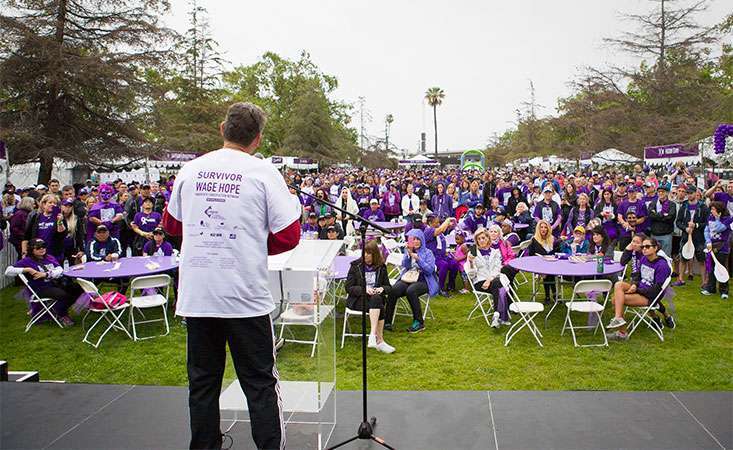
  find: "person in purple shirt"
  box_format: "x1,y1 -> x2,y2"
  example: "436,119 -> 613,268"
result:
607,236 -> 673,341
641,182 -> 658,210
131,197 -> 162,255
302,212 -> 320,236
495,181 -> 513,208
705,179 -> 733,216
532,185 -> 562,237
594,189 -> 619,246
617,186 -> 647,235
430,182 -> 453,219
5,238 -> 80,327
500,219 -> 521,247
423,215 -> 460,296
361,199 -> 386,222
86,184 -> 124,241
701,201 -> 733,298
462,204 -> 488,234
143,228 -> 175,256
22,194 -> 59,257
381,182 -> 402,221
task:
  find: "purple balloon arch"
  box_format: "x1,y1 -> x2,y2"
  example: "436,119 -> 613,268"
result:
713,123 -> 732,155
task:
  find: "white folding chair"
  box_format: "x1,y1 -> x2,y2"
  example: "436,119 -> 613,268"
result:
128,274 -> 171,341
613,251 -> 628,281
382,238 -> 404,256
513,240 -> 533,287
467,273 -> 494,327
625,276 -> 671,342
418,293 -> 435,320
385,252 -> 404,285
561,279 -> 612,347
76,278 -> 132,348
501,274 -> 544,347
18,273 -> 64,332
341,307 -> 365,348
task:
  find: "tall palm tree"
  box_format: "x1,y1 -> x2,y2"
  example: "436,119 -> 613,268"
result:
424,87 -> 445,157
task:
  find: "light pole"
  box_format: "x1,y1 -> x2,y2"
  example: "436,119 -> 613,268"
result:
385,114 -> 393,152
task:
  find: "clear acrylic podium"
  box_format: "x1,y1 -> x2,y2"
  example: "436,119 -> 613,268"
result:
219,240 -> 342,449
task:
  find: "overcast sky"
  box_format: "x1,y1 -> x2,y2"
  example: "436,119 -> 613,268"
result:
164,0 -> 728,155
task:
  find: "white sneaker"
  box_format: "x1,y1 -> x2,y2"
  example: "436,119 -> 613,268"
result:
491,312 -> 500,328
376,341 -> 395,354
367,334 -> 377,348
606,317 -> 626,329
500,319 -> 512,326
722,293 -> 729,300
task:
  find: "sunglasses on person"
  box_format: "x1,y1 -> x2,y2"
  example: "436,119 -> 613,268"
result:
640,244 -> 656,249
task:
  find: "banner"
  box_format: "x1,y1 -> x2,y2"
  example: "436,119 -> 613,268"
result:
293,157 -> 315,165
644,143 -> 699,159
271,156 -> 283,164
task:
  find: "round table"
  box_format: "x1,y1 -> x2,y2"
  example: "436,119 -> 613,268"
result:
508,255 -> 624,277
64,256 -> 179,279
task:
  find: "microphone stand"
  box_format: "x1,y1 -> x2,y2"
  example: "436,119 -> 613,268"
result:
289,184 -> 396,450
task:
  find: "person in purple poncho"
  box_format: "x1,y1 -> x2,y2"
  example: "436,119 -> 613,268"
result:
701,201 -> 733,299
423,214 -> 460,297
381,182 -> 402,221
5,238 -> 81,327
22,194 -> 59,258
131,197 -> 162,255
606,236 -> 674,341
86,184 -> 124,241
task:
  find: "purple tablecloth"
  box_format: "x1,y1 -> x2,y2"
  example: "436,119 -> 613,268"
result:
513,223 -> 529,230
64,256 -> 179,279
330,255 -> 358,280
508,255 -> 623,277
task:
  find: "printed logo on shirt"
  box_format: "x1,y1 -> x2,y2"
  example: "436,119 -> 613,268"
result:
640,264 -> 655,287
542,206 -> 553,223
139,216 -> 158,226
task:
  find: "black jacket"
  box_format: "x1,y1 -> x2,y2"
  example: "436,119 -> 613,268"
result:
526,238 -> 560,256
675,201 -> 708,246
648,199 -> 677,236
345,259 -> 392,306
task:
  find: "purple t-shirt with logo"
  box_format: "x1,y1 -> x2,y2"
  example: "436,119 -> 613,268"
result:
133,212 -> 162,233
143,240 -> 174,256
35,213 -> 57,247
14,255 -> 60,291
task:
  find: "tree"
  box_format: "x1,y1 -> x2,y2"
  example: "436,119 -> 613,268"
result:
0,0 -> 176,183
425,87 -> 445,157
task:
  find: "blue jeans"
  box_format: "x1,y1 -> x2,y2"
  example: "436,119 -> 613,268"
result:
654,234 -> 673,259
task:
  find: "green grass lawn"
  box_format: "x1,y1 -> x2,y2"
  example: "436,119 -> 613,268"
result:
1,278 -> 731,391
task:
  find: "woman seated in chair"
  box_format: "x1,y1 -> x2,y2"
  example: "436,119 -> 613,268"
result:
384,229 -> 439,334
5,238 -> 80,327
143,227 -> 174,256
526,219 -> 561,304
466,225 -> 516,329
345,240 -> 395,354
606,237 -> 673,341
561,225 -> 589,255
587,225 -> 613,257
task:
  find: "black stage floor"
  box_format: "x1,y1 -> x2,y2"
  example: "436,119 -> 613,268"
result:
1,383 -> 730,450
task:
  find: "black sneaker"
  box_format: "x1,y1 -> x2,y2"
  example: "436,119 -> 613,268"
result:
687,275 -> 694,281
407,320 -> 425,333
652,316 -> 664,330
664,315 -> 676,329
383,323 -> 393,332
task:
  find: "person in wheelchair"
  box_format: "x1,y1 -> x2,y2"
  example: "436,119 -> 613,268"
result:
5,238 -> 81,327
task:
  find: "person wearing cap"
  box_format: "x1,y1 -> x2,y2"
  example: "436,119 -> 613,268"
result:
302,212 -> 319,237
674,185 -> 708,287
142,228 -> 174,256
131,197 -> 162,255
315,214 -> 329,239
324,225 -> 340,240
642,182 -> 658,209
462,203 -> 488,234
5,238 -> 80,327
617,185 -> 648,237
35,184 -> 48,194
54,198 -> 85,265
21,194 -> 59,258
86,224 -> 122,262
647,184 -> 677,258
533,185 -> 562,238
359,198 -> 384,223
324,212 -> 345,239
562,225 -> 589,255
86,184 -> 124,242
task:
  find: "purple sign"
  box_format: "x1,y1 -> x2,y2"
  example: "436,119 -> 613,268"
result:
644,144 -> 699,159
271,156 -> 283,164
293,158 -> 315,165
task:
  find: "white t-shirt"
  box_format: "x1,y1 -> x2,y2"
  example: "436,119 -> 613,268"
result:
167,148 -> 300,318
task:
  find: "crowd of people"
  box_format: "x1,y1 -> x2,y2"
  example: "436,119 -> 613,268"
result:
3,178 -> 178,327
287,161 -> 730,343
2,160 -> 730,343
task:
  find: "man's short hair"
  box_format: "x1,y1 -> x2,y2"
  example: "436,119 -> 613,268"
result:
221,102 -> 267,147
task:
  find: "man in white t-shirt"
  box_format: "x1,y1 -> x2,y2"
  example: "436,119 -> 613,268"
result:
167,102 -> 300,450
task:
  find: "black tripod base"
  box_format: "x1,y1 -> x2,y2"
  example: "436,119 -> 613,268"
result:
327,417 -> 396,450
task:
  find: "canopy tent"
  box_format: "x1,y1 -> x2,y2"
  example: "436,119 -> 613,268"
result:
581,148 -> 641,166
521,155 -> 576,170
398,154 -> 439,167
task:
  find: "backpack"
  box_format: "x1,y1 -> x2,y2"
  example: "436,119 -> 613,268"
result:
90,291 -> 128,310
